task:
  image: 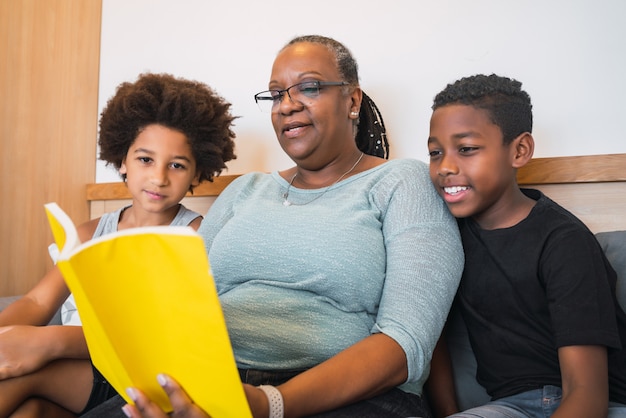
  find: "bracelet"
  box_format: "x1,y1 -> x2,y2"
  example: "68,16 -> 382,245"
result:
258,385 -> 284,418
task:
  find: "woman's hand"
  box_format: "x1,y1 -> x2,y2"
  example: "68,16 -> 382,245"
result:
121,376 -> 268,418
122,374 -> 211,418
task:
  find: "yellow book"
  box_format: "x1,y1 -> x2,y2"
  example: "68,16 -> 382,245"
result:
44,202 -> 251,417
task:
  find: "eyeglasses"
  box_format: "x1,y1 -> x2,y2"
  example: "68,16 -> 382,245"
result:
254,81 -> 349,112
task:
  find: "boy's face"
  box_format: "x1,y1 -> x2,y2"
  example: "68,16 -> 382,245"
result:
427,104 -> 519,223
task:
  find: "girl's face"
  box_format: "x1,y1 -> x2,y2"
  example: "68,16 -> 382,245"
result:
268,42 -> 361,170
120,124 -> 199,215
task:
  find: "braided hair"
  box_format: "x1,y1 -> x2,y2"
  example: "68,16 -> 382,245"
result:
285,35 -> 389,159
357,91 -> 389,159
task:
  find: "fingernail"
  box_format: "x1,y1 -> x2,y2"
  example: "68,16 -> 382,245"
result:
125,387 -> 138,402
121,405 -> 132,418
157,373 -> 168,387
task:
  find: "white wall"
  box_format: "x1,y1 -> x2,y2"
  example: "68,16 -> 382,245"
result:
97,0 -> 626,182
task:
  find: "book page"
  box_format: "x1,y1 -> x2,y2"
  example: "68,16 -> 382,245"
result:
44,202 -> 81,257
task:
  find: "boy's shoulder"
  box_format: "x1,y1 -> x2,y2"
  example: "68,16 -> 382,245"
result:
459,188 -> 598,253
522,188 -> 593,236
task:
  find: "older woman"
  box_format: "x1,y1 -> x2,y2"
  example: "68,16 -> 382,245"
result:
99,35 -> 463,418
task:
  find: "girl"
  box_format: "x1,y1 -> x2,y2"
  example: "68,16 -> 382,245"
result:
0,73 -> 236,417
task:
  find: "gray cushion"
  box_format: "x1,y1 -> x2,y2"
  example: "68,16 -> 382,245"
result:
596,230 -> 626,311
445,303 -> 490,410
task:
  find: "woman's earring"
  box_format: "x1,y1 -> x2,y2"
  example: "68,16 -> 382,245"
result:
350,111 -> 359,117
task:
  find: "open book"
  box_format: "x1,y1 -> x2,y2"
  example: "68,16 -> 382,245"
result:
44,202 -> 251,417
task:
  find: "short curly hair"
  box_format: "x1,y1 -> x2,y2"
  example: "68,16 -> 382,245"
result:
432,74 -> 533,144
98,73 -> 237,184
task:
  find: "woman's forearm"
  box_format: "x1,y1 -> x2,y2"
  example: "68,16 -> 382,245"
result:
275,333 -> 407,418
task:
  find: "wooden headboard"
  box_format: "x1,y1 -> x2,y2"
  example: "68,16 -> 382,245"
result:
517,153 -> 625,233
87,153 -> 626,233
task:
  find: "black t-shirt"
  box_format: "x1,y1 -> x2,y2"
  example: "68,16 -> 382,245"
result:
457,188 -> 626,403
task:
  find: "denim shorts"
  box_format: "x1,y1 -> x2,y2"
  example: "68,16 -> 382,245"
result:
448,385 -> 626,418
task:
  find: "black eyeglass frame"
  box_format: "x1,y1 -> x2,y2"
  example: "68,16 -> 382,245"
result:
254,81 -> 349,106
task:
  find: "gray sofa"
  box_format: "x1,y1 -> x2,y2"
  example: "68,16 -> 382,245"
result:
0,231 -> 624,410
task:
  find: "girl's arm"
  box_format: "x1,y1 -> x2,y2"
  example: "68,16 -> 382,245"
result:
0,265 -> 90,379
0,218 -> 100,379
0,266 -> 70,327
0,216 -> 100,326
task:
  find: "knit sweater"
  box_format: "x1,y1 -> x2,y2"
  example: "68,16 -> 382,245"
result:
198,158 -> 463,394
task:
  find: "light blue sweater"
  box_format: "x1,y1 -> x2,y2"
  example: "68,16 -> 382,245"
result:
198,158 -> 463,394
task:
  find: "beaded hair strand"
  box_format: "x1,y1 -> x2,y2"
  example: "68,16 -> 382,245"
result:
357,91 -> 389,159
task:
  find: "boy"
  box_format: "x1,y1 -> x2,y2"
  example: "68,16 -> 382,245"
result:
427,74 -> 626,417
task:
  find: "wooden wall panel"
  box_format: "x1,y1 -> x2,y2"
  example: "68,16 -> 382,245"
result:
0,0 -> 102,296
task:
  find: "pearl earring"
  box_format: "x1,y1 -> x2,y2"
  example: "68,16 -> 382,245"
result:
350,111 -> 359,117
